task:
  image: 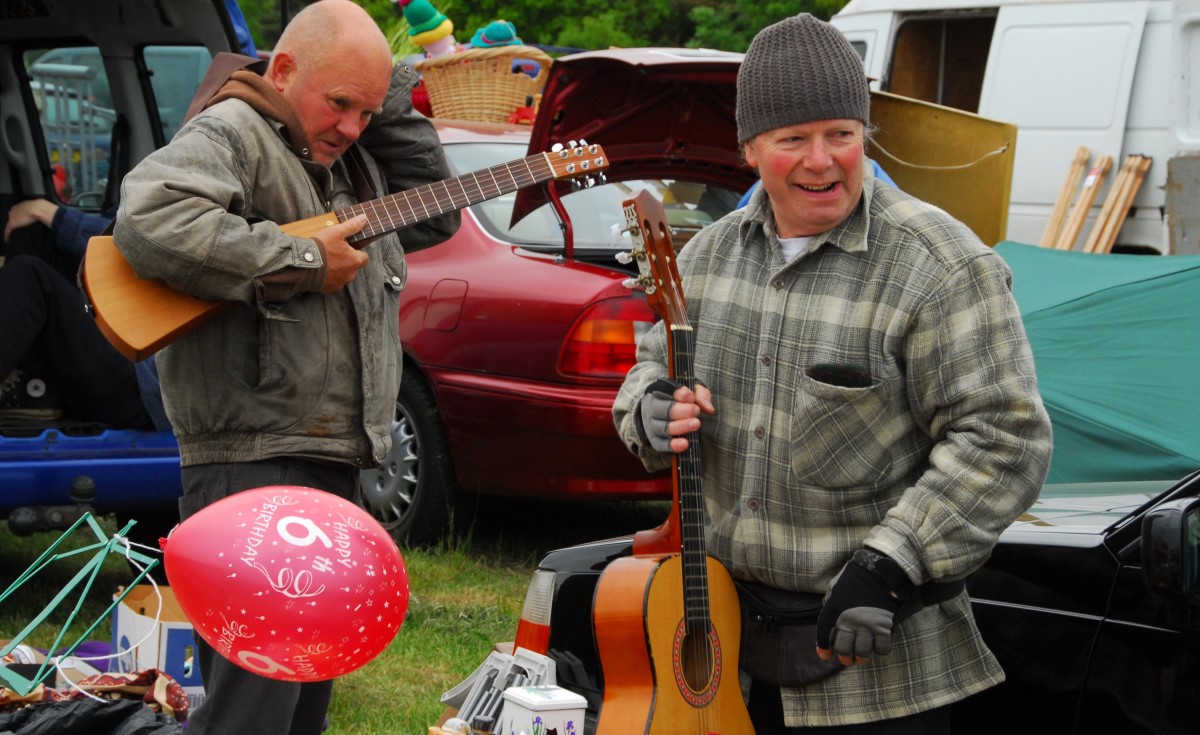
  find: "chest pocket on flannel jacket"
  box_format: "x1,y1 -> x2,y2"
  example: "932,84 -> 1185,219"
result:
790,369 -> 897,488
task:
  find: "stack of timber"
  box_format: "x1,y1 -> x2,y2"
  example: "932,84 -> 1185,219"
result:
1053,154 -> 1112,250
1040,149 -> 1153,253
1082,154 -> 1153,254
1039,146 -> 1091,248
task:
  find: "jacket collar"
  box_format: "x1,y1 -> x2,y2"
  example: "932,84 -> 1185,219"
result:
208,70 -> 313,162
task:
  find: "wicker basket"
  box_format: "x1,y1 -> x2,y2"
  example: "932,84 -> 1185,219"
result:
413,45 -> 553,123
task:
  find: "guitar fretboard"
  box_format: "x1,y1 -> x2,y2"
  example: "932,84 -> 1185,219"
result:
342,153 -> 556,243
672,324 -> 712,634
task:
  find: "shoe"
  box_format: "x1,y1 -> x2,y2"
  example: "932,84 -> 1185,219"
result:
0,369 -> 63,420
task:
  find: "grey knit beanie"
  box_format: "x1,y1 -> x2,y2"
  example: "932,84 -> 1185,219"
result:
736,13 -> 870,143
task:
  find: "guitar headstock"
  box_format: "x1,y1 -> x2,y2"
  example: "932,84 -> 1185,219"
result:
547,140 -> 608,190
620,190 -> 687,330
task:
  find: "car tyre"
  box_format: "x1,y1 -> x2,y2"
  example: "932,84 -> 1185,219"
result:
359,370 -> 459,547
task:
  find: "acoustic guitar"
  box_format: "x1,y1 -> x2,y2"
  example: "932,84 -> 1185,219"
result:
592,191 -> 754,735
81,142 -> 608,362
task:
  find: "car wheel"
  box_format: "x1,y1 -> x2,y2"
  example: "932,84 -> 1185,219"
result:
358,370 -> 459,547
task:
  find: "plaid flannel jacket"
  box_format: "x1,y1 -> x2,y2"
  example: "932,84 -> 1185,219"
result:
613,174 -> 1053,726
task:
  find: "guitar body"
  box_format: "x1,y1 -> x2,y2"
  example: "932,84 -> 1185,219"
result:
82,209 -> 347,362
82,234 -> 229,362
593,554 -> 754,735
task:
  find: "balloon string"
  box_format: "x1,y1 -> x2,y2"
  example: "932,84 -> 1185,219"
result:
51,534 -> 166,702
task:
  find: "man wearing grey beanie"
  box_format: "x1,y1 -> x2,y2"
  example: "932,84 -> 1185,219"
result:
614,12 -> 1052,734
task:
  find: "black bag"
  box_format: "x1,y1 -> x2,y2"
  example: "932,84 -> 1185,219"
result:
734,578 -> 844,687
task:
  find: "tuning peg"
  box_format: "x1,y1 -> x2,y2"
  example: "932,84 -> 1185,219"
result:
551,142 -> 564,153
567,173 -> 604,190
621,277 -> 637,289
615,251 -> 633,265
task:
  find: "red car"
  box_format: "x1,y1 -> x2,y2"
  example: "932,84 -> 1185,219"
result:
359,48 -> 755,545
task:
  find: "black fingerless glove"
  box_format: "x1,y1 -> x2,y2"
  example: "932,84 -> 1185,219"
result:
634,378 -> 681,453
816,548 -> 915,659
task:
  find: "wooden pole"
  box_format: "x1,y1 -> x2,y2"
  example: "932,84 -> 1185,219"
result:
1089,155 -> 1152,254
1083,155 -> 1136,254
1055,155 -> 1112,250
1040,146 -> 1091,248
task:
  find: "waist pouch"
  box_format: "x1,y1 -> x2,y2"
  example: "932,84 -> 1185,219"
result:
733,576 -> 966,688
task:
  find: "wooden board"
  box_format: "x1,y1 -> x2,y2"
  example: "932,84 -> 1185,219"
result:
868,90 -> 1017,246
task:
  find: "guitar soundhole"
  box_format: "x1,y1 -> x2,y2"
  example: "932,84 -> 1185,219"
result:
671,620 -> 723,706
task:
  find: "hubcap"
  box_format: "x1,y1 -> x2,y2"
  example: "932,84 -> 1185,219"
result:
359,403 -> 419,532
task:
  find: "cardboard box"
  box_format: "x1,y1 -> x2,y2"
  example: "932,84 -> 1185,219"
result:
111,585 -> 204,709
496,685 -> 586,735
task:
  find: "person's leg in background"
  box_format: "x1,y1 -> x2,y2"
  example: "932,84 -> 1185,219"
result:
2,217 -> 82,283
0,255 -> 149,427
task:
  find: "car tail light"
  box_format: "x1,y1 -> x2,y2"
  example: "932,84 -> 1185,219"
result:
559,297 -> 658,379
513,570 -> 556,655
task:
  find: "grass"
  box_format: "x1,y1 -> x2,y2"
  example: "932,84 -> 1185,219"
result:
323,537 -> 533,733
0,498 -> 670,733
0,515 -> 135,656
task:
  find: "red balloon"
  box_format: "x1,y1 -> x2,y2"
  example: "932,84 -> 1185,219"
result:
163,486 -> 409,682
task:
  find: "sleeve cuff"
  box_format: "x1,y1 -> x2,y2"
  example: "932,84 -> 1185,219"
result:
855,548 -> 916,595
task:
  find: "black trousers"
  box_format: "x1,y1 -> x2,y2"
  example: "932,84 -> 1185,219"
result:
0,254 -> 150,427
177,458 -> 359,735
748,679 -> 953,734
3,220 -> 83,283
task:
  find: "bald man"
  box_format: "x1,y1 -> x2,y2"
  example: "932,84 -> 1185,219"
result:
114,2 -> 454,732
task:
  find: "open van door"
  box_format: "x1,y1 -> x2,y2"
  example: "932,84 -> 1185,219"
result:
979,2 -> 1148,247
827,11 -> 895,81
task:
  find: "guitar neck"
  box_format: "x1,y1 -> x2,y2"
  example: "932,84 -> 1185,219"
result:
673,324 -> 712,632
341,152 -> 555,245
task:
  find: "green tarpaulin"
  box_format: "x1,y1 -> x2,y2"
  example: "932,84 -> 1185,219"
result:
995,242 -> 1200,484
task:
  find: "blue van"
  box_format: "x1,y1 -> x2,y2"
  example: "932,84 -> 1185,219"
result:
1,3 -> 247,543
